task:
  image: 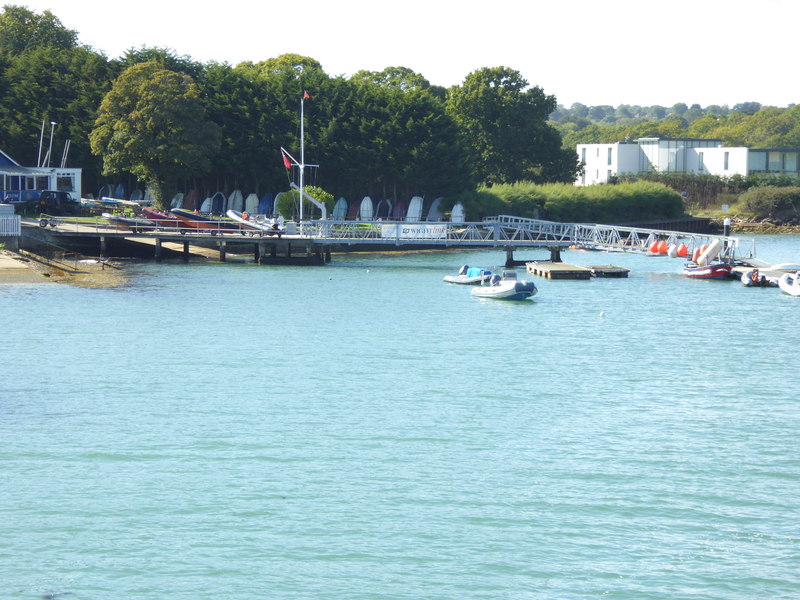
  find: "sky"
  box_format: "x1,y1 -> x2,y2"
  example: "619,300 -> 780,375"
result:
16,0 -> 798,109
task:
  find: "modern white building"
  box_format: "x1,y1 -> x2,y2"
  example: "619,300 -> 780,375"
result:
576,137 -> 800,185
0,149 -> 82,201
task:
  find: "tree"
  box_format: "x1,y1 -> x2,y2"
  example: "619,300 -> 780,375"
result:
446,66 -> 578,185
733,102 -> 761,116
350,66 -> 431,92
89,61 -> 221,208
116,46 -> 204,81
0,5 -> 77,55
0,44 -> 113,191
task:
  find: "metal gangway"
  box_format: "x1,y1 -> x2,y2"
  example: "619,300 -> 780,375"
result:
303,215 -> 756,259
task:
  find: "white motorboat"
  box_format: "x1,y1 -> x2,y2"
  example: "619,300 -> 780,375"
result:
471,270 -> 537,300
778,271 -> 800,296
443,265 -> 493,285
227,210 -> 284,237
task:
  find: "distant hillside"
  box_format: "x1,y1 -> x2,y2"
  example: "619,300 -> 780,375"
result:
549,102 -> 800,150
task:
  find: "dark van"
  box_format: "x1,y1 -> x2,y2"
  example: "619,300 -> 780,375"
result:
38,190 -> 81,216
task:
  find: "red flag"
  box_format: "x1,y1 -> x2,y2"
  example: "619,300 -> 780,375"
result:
303,91 -> 310,100
281,149 -> 291,169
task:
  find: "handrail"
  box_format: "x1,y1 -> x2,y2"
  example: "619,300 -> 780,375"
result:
26,214 -> 758,259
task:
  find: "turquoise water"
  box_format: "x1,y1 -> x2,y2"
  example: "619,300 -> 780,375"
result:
2,235 -> 800,599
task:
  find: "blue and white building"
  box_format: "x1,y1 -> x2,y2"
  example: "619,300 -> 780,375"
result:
0,149 -> 82,202
576,137 -> 800,185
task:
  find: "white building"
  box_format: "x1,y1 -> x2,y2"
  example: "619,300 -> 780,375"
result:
576,137 -> 800,185
0,149 -> 82,201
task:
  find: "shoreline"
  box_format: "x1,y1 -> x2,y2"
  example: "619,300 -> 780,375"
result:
0,250 -> 129,288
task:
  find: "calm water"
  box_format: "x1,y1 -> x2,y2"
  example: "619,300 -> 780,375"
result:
2,235 -> 800,599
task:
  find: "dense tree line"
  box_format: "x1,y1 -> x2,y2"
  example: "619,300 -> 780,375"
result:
551,101 -> 800,151
0,6 -> 578,209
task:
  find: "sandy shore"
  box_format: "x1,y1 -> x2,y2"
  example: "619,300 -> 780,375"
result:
0,250 -> 128,288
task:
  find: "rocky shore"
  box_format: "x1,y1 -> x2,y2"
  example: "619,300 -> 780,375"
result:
710,217 -> 800,234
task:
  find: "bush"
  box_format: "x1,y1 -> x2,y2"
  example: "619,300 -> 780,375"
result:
445,181 -> 683,223
739,186 -> 800,219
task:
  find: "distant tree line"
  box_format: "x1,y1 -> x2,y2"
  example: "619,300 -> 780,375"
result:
0,6 -> 578,209
551,101 -> 800,151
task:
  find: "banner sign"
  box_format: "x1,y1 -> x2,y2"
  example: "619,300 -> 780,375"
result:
380,223 -> 447,239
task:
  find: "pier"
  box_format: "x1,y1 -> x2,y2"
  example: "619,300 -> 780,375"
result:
21,214 -> 757,267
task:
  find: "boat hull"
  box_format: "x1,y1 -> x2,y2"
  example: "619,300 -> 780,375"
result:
102,212 -> 155,233
683,263 -> 732,279
226,210 -> 283,237
741,271 -> 776,287
778,272 -> 800,296
471,280 -> 537,300
444,266 -> 493,285
170,208 -> 239,234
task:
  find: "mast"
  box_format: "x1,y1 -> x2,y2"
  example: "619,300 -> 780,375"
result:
300,93 -> 305,224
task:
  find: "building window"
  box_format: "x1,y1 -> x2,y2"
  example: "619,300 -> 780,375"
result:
768,152 -> 783,172
581,148 -> 586,164
724,152 -> 729,171
698,152 -> 704,172
607,147 -> 612,166
607,169 -> 612,181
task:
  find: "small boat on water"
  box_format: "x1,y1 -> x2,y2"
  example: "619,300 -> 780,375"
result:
471,270 -> 537,300
170,208 -> 240,234
226,210 -> 284,237
741,268 -> 776,287
443,265 -> 493,285
102,212 -> 156,233
683,262 -> 732,279
778,271 -> 800,296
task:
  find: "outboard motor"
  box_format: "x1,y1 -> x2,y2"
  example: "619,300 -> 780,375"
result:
458,265 -> 468,276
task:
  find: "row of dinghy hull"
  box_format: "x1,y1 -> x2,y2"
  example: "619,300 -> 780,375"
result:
331,196 -> 462,222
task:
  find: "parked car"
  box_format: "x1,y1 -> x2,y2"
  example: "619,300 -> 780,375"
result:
37,190 -> 81,216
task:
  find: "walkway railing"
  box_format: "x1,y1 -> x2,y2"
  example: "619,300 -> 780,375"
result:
26,213 -> 758,259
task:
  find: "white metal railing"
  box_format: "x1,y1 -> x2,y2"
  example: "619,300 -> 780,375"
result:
0,214 -> 21,236
27,214 -> 758,259
484,215 -> 756,259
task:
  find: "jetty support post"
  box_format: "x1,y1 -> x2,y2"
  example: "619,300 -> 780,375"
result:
549,246 -> 562,262
183,241 -> 190,262
505,247 -> 515,268
219,240 -> 227,262
254,242 -> 261,263
155,237 -> 162,262
99,236 -> 107,259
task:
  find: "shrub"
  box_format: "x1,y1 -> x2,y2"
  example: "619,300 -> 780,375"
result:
739,186 -> 800,219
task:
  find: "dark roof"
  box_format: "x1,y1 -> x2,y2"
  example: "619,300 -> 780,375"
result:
0,149 -> 20,167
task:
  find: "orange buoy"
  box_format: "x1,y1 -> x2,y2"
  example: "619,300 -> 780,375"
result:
649,241 -> 660,254
677,243 -> 688,257
657,240 -> 668,254
691,248 -> 702,263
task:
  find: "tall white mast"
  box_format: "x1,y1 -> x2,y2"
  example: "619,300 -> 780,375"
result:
299,94 -> 305,225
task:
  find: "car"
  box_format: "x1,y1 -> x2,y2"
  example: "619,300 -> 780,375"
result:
37,190 -> 81,216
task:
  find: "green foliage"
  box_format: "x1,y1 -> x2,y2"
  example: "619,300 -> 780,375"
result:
0,5 -> 77,55
617,172 -> 800,211
739,186 -> 800,219
0,44 -> 113,190
553,102 -> 800,151
89,61 -> 221,208
446,66 -> 578,185
449,181 -> 683,223
350,66 -> 431,92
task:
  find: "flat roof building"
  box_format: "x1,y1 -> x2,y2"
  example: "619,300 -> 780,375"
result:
0,149 -> 82,202
576,138 -> 800,185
